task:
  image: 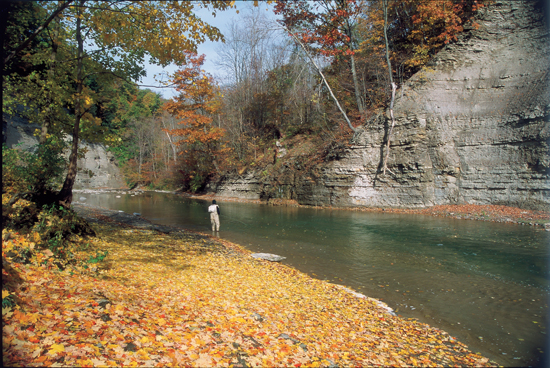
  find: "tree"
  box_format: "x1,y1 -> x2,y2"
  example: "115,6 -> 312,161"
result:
216,7 -> 288,133
381,0 -> 397,175
282,24 -> 356,132
1,1 -> 74,130
3,0 -> 235,206
358,0 -> 487,82
164,53 -> 228,192
275,0 -> 366,123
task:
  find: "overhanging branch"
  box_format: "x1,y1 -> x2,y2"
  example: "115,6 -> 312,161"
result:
4,1 -> 74,66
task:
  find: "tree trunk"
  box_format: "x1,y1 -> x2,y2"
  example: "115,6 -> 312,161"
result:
40,2 -> 62,146
161,115 -> 178,163
57,0 -> 84,207
350,54 -> 365,120
139,145 -> 143,176
381,0 -> 397,175
382,83 -> 397,175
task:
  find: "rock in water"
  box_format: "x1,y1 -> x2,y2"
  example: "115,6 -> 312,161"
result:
251,253 -> 286,262
133,212 -> 141,216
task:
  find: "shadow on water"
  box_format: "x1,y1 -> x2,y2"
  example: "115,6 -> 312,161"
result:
80,191 -> 549,367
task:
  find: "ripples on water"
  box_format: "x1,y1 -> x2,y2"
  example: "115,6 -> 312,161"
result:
80,192 -> 549,366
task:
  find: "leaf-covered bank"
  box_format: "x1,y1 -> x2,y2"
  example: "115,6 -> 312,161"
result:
3,204 -> 497,367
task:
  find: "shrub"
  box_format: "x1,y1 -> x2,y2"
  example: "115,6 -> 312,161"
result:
2,138 -> 67,195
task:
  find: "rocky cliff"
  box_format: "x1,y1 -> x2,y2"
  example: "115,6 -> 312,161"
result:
2,113 -> 126,190
212,0 -> 550,211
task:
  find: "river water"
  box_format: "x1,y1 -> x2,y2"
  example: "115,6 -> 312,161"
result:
78,191 -> 549,366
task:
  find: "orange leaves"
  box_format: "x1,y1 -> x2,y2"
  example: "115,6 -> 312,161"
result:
162,52 -> 228,190
2,221 -> 495,367
403,0 -> 488,68
357,0 -> 488,82
275,0 -> 361,57
164,51 -> 223,146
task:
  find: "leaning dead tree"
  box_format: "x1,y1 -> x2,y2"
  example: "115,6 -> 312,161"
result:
279,23 -> 356,133
381,0 -> 397,175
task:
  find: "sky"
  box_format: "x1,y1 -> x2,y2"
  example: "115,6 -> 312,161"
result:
139,1 -> 277,99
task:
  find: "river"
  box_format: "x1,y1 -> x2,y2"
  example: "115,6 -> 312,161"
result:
77,190 -> 549,367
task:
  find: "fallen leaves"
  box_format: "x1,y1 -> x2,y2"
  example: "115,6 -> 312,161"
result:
47,343 -> 65,356
3,219 -> 497,367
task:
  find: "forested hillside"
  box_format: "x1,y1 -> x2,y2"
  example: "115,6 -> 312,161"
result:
3,0 -> 491,198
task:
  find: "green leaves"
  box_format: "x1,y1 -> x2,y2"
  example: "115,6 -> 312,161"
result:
2,139 -> 67,195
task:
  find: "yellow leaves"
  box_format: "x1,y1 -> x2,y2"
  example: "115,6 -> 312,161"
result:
114,304 -> 125,315
2,307 -> 14,317
47,343 -> 65,355
32,232 -> 41,243
137,348 -> 150,360
230,316 -> 247,324
2,289 -> 10,299
1,219 -> 494,368
83,95 -> 94,109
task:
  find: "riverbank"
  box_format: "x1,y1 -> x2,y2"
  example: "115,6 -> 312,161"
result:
188,192 -> 550,228
73,188 -> 550,228
2,202 -> 497,367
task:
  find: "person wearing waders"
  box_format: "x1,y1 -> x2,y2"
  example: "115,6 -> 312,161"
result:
208,200 -> 220,232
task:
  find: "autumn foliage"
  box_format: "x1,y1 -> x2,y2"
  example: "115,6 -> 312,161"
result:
274,0 -> 363,57
4,0 -> 491,193
3,205 -> 496,367
359,0 -> 488,77
164,52 -> 229,192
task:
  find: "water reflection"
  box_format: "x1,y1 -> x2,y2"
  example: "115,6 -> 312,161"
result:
78,191 -> 549,367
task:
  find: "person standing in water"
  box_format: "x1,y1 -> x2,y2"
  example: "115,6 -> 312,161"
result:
208,200 -> 220,232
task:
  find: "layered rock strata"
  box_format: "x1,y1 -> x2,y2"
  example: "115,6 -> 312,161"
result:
213,0 -> 549,210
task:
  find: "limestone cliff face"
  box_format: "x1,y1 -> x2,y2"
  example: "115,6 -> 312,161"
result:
3,115 -> 126,190
213,0 -> 550,210
71,142 -> 127,190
